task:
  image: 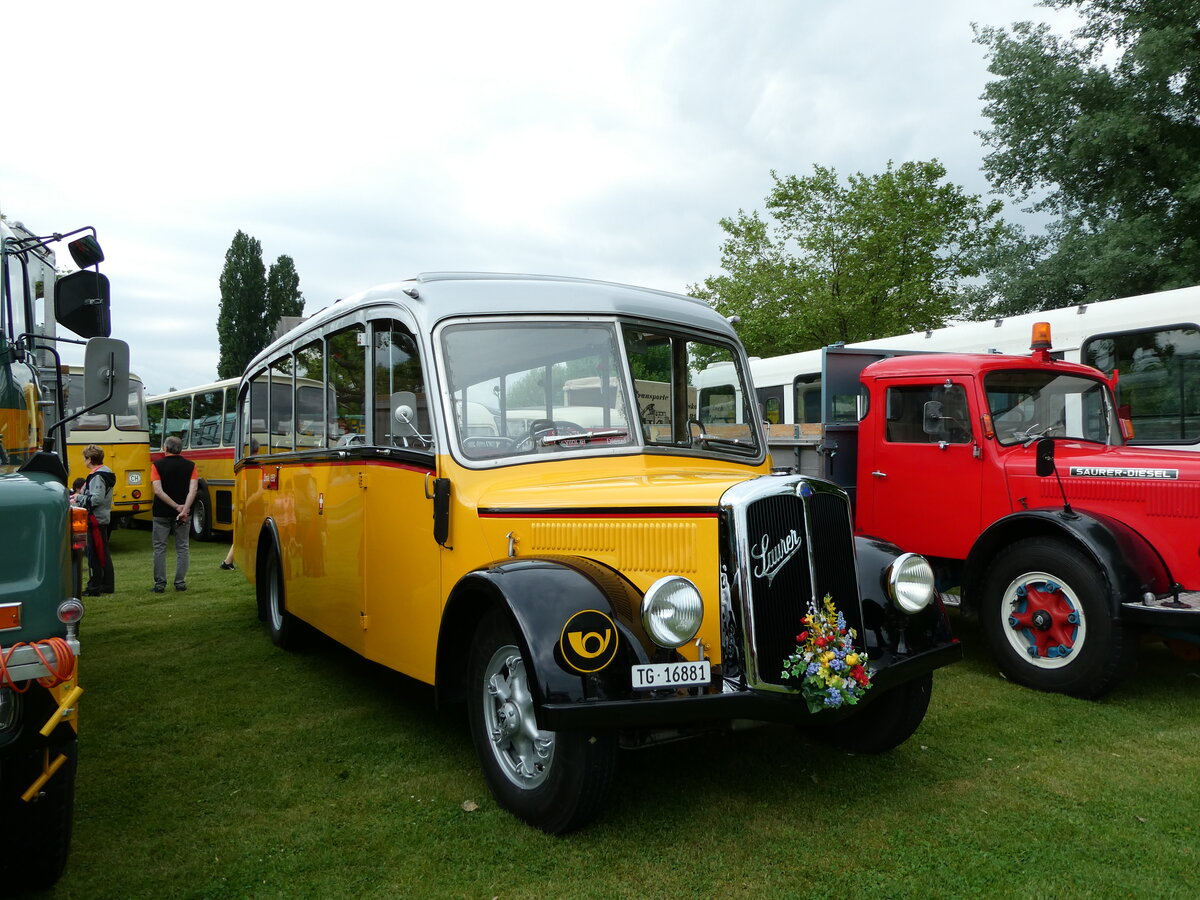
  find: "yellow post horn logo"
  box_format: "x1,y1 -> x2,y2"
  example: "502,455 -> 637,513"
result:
560,610 -> 619,672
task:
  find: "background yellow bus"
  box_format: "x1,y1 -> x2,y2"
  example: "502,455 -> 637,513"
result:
62,365 -> 152,519
146,378 -> 239,540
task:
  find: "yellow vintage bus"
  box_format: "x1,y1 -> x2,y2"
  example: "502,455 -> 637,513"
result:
62,366 -> 151,518
233,272 -> 960,833
145,378 -> 240,539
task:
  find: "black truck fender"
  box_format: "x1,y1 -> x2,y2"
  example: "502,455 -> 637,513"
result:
962,507 -> 1172,618
435,556 -> 656,711
852,534 -> 956,657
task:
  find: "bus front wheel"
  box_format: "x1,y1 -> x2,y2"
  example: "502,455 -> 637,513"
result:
466,607 -> 616,834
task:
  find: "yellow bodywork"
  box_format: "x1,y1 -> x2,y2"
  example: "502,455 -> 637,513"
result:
237,451 -> 772,685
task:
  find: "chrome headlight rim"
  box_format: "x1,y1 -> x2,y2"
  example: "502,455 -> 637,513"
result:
640,575 -> 704,649
888,552 -> 936,613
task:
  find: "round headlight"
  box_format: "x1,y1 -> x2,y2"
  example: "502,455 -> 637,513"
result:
888,553 -> 935,613
640,576 -> 703,648
0,688 -> 20,734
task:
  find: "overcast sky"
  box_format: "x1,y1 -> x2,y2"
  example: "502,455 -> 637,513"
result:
4,0 -> 1078,396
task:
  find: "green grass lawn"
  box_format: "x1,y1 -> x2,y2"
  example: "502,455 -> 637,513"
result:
36,527 -> 1200,898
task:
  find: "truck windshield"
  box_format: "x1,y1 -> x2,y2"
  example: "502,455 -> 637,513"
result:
986,370 -> 1123,447
440,319 -> 760,462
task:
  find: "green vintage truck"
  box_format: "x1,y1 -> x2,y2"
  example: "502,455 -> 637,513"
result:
0,215 -> 127,890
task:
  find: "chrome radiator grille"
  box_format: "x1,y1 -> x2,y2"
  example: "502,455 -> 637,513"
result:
729,478 -> 861,689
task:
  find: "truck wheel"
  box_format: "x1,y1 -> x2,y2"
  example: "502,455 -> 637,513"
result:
190,491 -> 212,541
263,544 -> 306,650
804,673 -> 932,754
467,608 -> 616,834
0,734 -> 77,891
980,537 -> 1135,698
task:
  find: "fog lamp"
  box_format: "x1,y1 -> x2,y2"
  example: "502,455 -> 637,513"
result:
641,576 -> 703,648
887,553 -> 936,613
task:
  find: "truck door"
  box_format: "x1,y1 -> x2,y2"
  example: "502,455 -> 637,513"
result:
858,376 -> 984,560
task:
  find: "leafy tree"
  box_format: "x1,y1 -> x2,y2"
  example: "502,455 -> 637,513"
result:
693,161 -> 1013,358
266,254 -> 305,333
217,233 -> 306,379
217,230 -> 267,379
975,0 -> 1200,311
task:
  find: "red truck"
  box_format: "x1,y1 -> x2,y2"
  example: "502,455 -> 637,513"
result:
740,323 -> 1200,697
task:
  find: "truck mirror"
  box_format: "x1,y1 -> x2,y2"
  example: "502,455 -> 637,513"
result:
1035,437 -> 1056,477
55,269 -> 111,338
82,337 -> 131,415
922,400 -> 945,436
67,235 -> 105,269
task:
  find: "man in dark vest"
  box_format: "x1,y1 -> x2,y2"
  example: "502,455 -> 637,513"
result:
150,434 -> 199,593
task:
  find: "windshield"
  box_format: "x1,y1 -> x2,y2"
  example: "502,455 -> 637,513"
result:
986,369 -> 1123,447
64,372 -> 148,432
440,319 -> 760,462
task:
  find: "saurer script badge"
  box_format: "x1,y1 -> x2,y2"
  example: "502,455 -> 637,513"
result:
751,529 -> 802,586
560,610 -> 619,673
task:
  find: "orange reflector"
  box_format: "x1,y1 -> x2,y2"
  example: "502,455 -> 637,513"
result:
70,506 -> 88,552
981,414 -> 995,440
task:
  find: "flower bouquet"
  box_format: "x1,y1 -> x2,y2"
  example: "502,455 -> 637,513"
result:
781,595 -> 871,713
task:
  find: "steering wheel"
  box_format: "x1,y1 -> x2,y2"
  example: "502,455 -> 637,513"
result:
514,419 -> 586,451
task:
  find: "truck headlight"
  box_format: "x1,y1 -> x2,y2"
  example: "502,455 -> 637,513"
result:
641,576 -> 703,648
0,688 -> 19,734
887,553 -> 935,613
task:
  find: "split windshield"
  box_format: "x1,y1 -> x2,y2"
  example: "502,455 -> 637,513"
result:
985,370 -> 1123,446
440,319 -> 760,462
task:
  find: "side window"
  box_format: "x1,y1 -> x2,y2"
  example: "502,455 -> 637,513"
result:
1085,326 -> 1200,444
294,342 -> 325,449
246,371 -> 269,457
372,320 -> 431,450
884,384 -> 972,444
793,374 -> 821,424
165,397 -> 192,447
269,358 -> 295,452
221,387 -> 236,446
757,386 -> 783,425
148,401 -> 165,451
327,325 -> 366,448
191,388 -> 223,448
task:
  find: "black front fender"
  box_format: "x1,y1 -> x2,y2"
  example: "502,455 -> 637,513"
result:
853,534 -> 956,658
436,557 -> 654,711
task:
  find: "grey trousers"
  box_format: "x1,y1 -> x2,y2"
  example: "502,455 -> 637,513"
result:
152,516 -> 190,589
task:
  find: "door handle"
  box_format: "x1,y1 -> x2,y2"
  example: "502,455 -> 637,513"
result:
871,470 -> 887,478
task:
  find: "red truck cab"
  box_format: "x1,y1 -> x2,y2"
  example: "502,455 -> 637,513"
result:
850,328 -> 1200,697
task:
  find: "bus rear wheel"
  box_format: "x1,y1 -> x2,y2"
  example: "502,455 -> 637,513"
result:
262,544 -> 307,650
190,491 -> 212,541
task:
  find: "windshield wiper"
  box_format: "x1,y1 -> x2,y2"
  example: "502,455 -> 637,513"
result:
692,434 -> 755,451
